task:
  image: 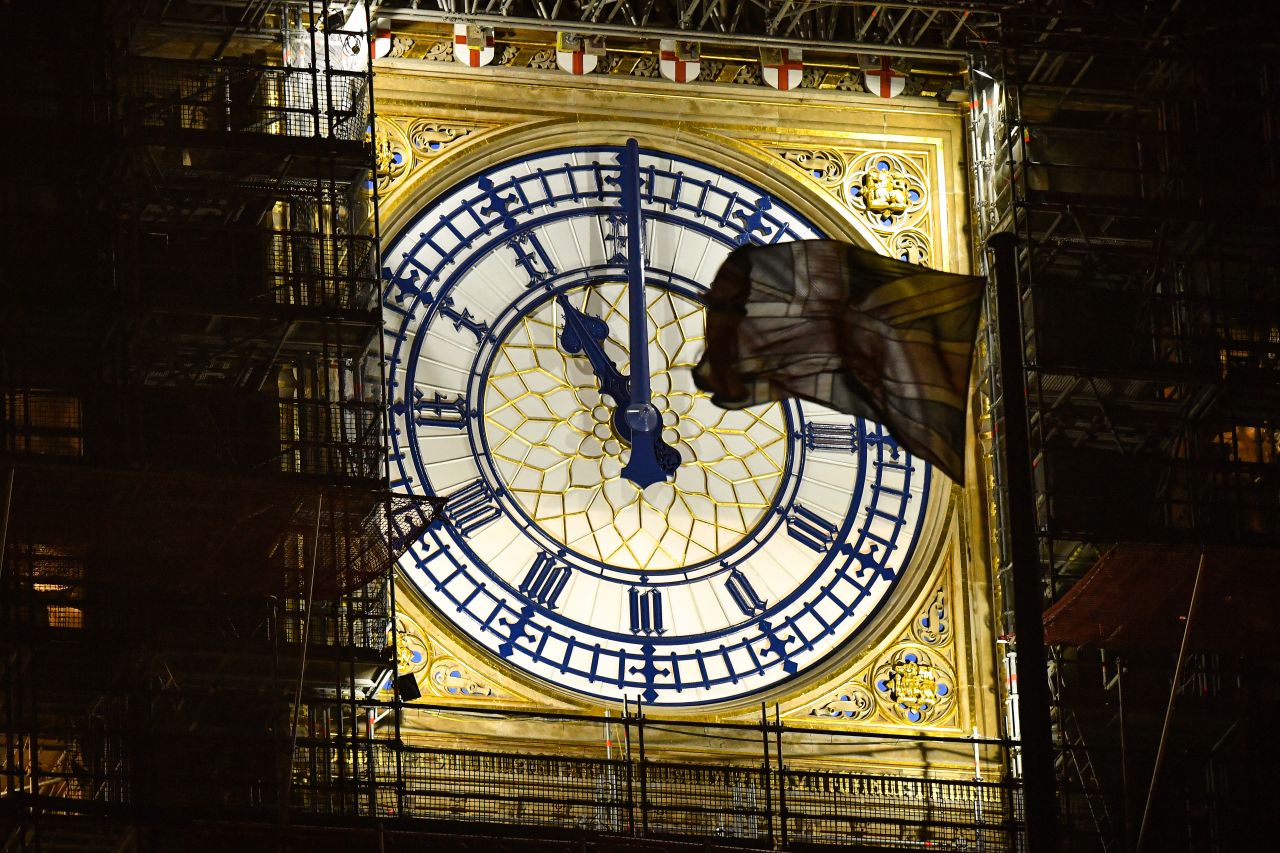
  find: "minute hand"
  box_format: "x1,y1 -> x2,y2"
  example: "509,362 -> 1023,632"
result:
618,138 -> 679,488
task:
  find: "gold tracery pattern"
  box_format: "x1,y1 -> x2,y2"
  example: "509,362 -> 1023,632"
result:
483,283 -> 789,571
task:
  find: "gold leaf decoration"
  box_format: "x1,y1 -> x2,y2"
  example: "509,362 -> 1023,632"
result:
392,614 -> 430,676
407,121 -> 474,157
846,151 -> 928,232
369,124 -> 410,190
911,585 -> 951,647
872,646 -> 956,725
808,684 -> 876,722
889,229 -> 932,267
777,148 -> 846,188
423,41 -> 453,63
428,658 -> 496,698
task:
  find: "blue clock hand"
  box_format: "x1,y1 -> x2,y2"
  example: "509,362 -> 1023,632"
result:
618,139 -> 680,488
556,294 -> 635,441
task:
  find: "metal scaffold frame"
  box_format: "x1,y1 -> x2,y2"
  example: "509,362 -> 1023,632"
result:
976,5 -> 1280,591
0,4 -> 1029,851
968,3 -> 1279,851
11,1 -> 1274,851
0,2 -> 420,848
174,1 -> 1009,58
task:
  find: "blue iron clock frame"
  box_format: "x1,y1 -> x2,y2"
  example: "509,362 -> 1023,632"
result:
383,142 -> 931,707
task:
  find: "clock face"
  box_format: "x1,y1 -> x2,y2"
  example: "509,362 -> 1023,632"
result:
383,144 -> 931,707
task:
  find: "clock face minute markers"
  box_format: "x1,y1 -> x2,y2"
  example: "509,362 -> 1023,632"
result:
384,144 -> 931,707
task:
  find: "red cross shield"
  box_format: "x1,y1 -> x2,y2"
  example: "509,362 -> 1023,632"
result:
761,47 -> 803,92
860,54 -> 908,98
453,24 -> 494,68
659,39 -> 700,84
373,17 -> 392,59
556,32 -> 599,75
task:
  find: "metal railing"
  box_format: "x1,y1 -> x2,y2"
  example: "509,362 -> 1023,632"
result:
287,705 -> 1024,851
121,57 -> 370,144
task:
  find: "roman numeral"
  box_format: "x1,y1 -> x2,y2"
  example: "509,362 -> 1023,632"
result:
803,421 -> 858,454
628,587 -> 665,636
518,552 -> 571,610
724,568 -> 767,616
507,232 -> 556,285
433,294 -> 489,342
444,479 -> 502,538
601,212 -> 627,263
386,498 -> 444,552
787,504 -> 839,553
391,388 -> 470,429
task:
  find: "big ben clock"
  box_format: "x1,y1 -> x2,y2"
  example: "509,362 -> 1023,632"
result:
383,140 -> 933,708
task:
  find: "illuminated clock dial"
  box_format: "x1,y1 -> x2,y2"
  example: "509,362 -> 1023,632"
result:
384,144 -> 932,707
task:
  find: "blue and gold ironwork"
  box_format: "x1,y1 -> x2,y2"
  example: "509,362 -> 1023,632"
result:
384,143 -> 936,708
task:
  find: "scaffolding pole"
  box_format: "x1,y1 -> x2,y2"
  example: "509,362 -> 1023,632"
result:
990,231 -> 1060,852
1135,551 -> 1207,853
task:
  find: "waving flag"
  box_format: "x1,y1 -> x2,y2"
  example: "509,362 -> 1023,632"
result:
692,241 -> 984,483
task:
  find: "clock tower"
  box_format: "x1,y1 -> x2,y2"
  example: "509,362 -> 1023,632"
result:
374,34 -> 997,777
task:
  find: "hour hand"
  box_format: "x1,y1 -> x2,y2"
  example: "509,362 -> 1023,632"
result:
556,295 -> 632,415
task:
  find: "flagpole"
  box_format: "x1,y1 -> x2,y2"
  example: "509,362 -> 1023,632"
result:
988,232 -> 1060,852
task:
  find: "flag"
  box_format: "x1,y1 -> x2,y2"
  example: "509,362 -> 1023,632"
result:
691,240 -> 983,483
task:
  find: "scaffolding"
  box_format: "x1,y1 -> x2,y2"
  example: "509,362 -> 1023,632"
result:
969,2 -> 1279,850
0,4 -> 1025,850
17,1 -> 1277,851
0,0 -> 406,846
